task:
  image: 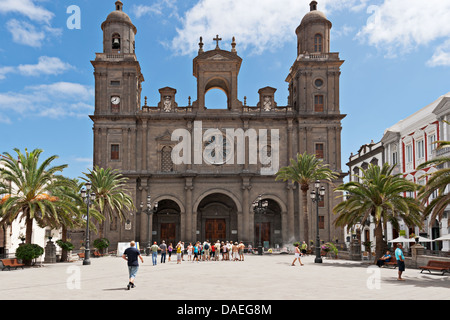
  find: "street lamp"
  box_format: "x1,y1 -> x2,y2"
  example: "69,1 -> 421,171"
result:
81,182 -> 95,266
310,180 -> 325,263
141,195 -> 158,256
252,194 -> 268,255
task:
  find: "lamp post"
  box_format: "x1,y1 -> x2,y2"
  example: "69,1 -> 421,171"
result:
81,182 -> 95,266
141,195 -> 158,256
252,195 -> 268,255
310,180 -> 325,263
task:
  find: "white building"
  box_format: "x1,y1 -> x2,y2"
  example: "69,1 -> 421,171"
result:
346,92 -> 450,253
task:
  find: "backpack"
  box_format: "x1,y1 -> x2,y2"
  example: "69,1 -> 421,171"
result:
204,243 -> 210,250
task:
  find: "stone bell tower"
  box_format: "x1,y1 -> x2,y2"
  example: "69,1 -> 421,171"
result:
92,0 -> 144,117
286,0 -> 344,116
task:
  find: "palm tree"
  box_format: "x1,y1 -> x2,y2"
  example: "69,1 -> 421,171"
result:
276,152 -> 339,243
82,166 -> 134,239
52,177 -> 102,261
0,148 -> 73,244
417,140 -> 450,223
333,163 -> 423,262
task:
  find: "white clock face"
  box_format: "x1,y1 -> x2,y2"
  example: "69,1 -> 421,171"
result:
111,96 -> 120,105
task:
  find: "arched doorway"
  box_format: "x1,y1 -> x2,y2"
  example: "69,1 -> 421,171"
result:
153,199 -> 181,246
253,199 -> 282,249
196,193 -> 238,242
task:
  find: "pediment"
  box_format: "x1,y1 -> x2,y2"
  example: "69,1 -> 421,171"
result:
207,54 -> 229,61
433,97 -> 450,117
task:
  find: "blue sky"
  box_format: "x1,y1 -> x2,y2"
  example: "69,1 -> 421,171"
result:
0,0 -> 449,179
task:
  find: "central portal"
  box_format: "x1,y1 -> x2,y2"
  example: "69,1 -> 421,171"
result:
197,192 -> 238,242
205,219 -> 226,241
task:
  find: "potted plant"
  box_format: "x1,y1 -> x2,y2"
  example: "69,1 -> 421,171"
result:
325,242 -> 338,259
15,243 -> 44,266
93,238 -> 110,255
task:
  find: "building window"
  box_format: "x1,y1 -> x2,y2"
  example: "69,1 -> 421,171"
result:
111,144 -> 120,160
319,216 -> 325,229
314,34 -> 323,52
429,134 -> 436,152
314,95 -> 324,112
315,143 -> 324,159
161,146 -> 174,172
392,151 -> 398,165
416,140 -> 425,159
405,144 -> 413,163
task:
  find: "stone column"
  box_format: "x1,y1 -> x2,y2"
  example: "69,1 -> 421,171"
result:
287,183 -> 295,242
185,177 -> 193,242
139,179 -> 148,245
241,177 -> 251,242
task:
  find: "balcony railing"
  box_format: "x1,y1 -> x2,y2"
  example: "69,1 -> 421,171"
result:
432,147 -> 450,158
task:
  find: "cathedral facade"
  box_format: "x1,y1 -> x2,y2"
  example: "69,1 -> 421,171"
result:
90,1 -> 346,249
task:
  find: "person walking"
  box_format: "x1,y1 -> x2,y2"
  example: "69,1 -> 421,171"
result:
395,243 -> 406,280
292,243 -> 304,266
150,241 -> 159,266
159,240 -> 167,263
122,241 -> 144,290
301,241 -> 308,256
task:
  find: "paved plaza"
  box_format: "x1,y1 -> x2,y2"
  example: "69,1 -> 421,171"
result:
1,253 -> 449,301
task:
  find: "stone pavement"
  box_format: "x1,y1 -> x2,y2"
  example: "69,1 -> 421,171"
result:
1,253 -> 449,301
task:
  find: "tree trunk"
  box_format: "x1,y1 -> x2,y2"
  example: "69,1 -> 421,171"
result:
25,210 -> 33,245
61,227 -> 68,262
374,223 -> 384,264
301,186 -> 309,244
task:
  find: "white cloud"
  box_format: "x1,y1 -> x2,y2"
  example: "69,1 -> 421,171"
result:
356,0 -> 450,63
17,56 -> 74,76
167,0 -> 369,56
0,0 -> 54,24
6,19 -> 62,47
0,56 -> 73,80
427,40 -> 450,67
6,19 -> 45,47
0,82 -> 94,121
0,66 -> 15,80
132,0 -> 180,19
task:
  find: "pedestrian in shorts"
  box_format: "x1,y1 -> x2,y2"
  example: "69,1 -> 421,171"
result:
122,241 -> 144,290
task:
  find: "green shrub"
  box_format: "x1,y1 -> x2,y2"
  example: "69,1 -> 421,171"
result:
16,244 -> 44,261
56,240 -> 74,251
93,238 -> 110,250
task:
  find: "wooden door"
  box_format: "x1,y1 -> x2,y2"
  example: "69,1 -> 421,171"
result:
255,222 -> 270,247
205,219 -> 226,241
160,223 -> 176,244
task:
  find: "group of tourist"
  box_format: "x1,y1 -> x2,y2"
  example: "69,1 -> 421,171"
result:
148,240 -> 249,265
122,240 -> 249,289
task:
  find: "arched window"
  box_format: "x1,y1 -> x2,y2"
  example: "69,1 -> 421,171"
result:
161,146 -> 174,172
112,33 -> 121,50
314,34 -> 323,52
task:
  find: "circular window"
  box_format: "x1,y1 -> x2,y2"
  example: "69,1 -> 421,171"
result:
314,79 -> 324,88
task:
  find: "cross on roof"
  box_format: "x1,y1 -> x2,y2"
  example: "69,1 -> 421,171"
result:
213,34 -> 222,49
